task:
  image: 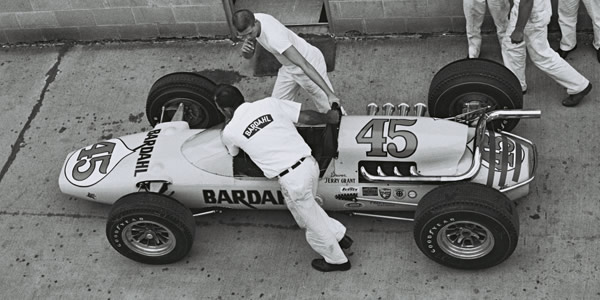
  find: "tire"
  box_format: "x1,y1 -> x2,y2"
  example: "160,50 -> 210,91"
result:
413,182 -> 519,269
146,72 -> 223,129
106,192 -> 196,264
428,58 -> 523,132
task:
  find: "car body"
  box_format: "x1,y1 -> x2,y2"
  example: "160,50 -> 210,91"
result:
57,58 -> 541,269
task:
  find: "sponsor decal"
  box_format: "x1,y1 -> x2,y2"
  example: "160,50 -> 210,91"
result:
341,187 -> 359,193
203,189 -> 285,209
408,190 -> 418,199
244,114 -> 273,139
362,187 -> 378,197
325,177 -> 356,183
393,189 -> 406,200
65,139 -> 134,187
379,188 -> 391,199
344,202 -> 364,208
134,129 -> 161,176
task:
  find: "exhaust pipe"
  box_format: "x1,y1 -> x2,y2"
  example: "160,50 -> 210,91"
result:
397,103 -> 410,116
413,103 -> 428,117
382,103 -> 395,116
367,103 -> 379,115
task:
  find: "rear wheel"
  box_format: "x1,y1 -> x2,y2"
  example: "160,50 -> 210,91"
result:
428,58 -> 523,132
413,182 -> 519,269
146,72 -> 223,129
106,192 -> 196,264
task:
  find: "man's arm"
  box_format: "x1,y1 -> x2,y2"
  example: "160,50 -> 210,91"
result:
510,0 -> 533,43
282,45 -> 341,105
297,109 -> 340,125
221,132 -> 240,156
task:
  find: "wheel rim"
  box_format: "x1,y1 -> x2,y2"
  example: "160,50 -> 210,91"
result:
448,92 -> 511,128
437,220 -> 494,260
163,98 -> 210,128
122,220 -> 176,257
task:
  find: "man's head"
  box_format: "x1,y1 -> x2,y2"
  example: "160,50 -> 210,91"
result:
233,9 -> 259,40
214,84 -> 245,121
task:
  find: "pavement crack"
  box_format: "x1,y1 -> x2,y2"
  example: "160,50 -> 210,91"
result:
0,210 -> 105,220
0,43 -> 73,183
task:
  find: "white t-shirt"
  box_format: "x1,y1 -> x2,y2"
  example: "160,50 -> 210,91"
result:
254,13 -> 319,66
221,97 -> 312,178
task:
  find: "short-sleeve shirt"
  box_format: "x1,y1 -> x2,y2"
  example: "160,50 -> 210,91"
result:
221,97 -> 312,178
254,13 -> 318,66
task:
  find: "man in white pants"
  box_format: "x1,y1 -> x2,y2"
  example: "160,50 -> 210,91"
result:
464,0 -> 510,58
233,9 -> 339,113
214,84 -> 353,272
557,0 -> 600,62
502,0 -> 592,106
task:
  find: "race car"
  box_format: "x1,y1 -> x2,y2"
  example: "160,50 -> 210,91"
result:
58,58 -> 540,269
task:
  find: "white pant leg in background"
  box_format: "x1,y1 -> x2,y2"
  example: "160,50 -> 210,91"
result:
558,0 -> 580,51
487,0 -> 510,52
271,49 -> 333,113
279,156 -> 347,264
503,9 -> 589,94
464,0 -> 487,58
583,0 -> 600,50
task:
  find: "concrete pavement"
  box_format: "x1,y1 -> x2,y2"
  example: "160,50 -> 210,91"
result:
0,33 -> 599,299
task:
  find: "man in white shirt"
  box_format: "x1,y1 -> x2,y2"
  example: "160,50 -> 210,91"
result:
502,0 -> 592,106
232,9 -> 340,113
463,0 -> 510,58
214,84 -> 353,272
556,0 -> 600,62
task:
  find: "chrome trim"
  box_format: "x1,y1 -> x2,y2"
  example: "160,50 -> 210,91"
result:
355,196 -> 418,207
192,210 -> 222,217
351,212 -> 414,222
360,109 -> 541,183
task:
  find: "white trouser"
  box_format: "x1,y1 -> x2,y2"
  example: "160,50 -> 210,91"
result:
558,0 -> 600,51
278,156 -> 347,264
271,49 -> 333,113
464,0 -> 510,58
502,6 -> 590,94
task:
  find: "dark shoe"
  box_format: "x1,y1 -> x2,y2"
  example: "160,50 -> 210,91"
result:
596,48 -> 599,63
557,45 -> 577,59
522,89 -> 527,95
562,83 -> 592,107
311,259 -> 351,272
339,235 -> 353,249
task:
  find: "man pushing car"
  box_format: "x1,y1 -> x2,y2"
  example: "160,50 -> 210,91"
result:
213,84 -> 353,272
233,9 -> 340,113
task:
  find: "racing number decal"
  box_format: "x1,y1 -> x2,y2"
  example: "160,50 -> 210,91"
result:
65,138 -> 134,187
356,119 -> 418,158
72,142 -> 115,181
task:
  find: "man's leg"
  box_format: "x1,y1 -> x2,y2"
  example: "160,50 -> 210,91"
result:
524,18 -> 589,95
279,158 -> 347,265
272,67 -> 301,100
464,0 -> 487,58
582,0 -> 600,51
558,0 -> 580,52
501,11 -> 528,92
487,0 -> 510,51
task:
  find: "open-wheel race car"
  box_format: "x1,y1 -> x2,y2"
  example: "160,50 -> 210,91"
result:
58,58 -> 540,269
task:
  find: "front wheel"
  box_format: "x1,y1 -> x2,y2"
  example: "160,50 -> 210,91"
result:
413,183 -> 519,269
106,192 -> 196,264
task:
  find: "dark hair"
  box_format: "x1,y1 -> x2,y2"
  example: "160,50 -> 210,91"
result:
232,9 -> 255,32
214,84 -> 245,109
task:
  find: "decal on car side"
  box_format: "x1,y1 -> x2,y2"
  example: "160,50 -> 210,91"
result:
482,131 -> 525,187
355,119 -> 418,158
134,129 -> 161,176
202,189 -> 285,209
65,139 -> 134,187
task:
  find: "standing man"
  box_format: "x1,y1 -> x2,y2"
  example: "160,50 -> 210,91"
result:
464,0 -> 511,58
233,9 -> 340,113
556,0 -> 600,62
214,84 -> 353,272
502,0 -> 592,107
